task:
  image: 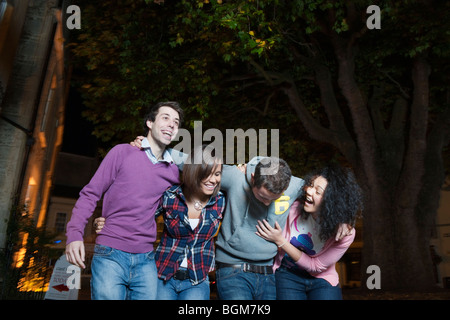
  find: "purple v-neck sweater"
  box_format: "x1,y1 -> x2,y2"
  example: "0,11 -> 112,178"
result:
66,144 -> 180,253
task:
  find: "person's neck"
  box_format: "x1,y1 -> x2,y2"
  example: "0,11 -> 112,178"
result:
147,135 -> 166,160
184,188 -> 209,204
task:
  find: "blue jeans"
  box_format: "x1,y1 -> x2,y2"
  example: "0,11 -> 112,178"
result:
157,273 -> 210,300
275,266 -> 342,300
216,266 -> 276,300
90,244 -> 158,300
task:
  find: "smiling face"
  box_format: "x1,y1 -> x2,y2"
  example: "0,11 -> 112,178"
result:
303,175 -> 328,216
199,163 -> 222,197
146,106 -> 180,146
182,145 -> 223,202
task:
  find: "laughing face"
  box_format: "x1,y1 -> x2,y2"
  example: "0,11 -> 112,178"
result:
199,163 -> 222,197
146,106 -> 180,146
303,175 -> 328,216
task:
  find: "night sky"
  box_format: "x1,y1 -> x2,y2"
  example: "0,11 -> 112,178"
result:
61,86 -> 98,157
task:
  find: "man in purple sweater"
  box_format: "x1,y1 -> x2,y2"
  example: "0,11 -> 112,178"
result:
65,102 -> 185,300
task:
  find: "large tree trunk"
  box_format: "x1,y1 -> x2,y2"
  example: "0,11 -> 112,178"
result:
361,174 -> 438,291
335,46 -> 438,290
282,43 -> 442,291
360,186 -> 398,289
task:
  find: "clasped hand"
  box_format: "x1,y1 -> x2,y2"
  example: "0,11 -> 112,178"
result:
255,219 -> 285,247
94,217 -> 105,233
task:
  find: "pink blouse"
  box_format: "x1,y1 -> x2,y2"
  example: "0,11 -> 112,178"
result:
272,200 -> 355,286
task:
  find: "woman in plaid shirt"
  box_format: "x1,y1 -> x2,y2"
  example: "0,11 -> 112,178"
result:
94,144 -> 224,299
154,144 -> 225,300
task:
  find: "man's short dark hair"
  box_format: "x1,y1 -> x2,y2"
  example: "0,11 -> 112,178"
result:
143,101 -> 184,135
252,157 -> 291,194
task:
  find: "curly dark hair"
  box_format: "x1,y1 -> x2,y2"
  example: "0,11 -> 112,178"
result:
299,165 -> 364,241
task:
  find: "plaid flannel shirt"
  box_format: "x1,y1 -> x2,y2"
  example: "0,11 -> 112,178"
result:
155,185 -> 225,285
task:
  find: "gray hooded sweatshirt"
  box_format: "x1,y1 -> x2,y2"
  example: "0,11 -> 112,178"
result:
215,156 -> 304,266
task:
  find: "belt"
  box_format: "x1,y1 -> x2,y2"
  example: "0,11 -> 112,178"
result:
216,262 -> 273,274
173,269 -> 190,280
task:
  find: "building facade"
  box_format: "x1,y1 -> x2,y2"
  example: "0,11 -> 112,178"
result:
0,0 -> 71,295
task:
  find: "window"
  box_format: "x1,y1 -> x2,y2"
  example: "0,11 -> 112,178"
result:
55,212 -> 67,233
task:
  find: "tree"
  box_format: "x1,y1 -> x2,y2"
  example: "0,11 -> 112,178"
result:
69,0 -> 226,154
178,0 -> 449,290
70,0 -> 450,290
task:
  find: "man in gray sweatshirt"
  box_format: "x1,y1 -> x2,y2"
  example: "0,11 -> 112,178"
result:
215,156 -> 304,300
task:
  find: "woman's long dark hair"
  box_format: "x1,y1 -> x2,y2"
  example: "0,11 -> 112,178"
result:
299,165 -> 364,241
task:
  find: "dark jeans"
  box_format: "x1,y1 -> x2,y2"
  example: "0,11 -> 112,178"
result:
216,266 -> 276,300
275,266 -> 342,300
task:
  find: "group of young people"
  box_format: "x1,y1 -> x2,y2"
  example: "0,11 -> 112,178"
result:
65,101 -> 363,300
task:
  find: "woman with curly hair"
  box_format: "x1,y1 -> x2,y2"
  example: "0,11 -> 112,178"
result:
255,165 -> 363,300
